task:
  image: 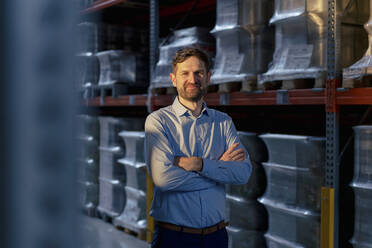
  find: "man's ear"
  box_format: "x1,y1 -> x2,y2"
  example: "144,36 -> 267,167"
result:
170,73 -> 176,87
206,71 -> 211,86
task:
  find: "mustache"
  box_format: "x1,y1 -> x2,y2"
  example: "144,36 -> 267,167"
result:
184,83 -> 201,88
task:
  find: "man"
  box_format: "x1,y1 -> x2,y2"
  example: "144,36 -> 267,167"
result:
145,47 -> 251,248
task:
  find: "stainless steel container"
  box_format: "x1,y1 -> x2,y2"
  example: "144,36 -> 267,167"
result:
211,0 -> 274,86
259,134 -> 325,168
350,126 -> 372,247
259,133 -> 325,247
259,0 -> 369,86
260,197 -> 320,248
344,0 -> 372,85
151,27 -> 215,88
97,178 -> 126,218
96,50 -> 148,86
227,227 -> 267,248
349,183 -> 372,247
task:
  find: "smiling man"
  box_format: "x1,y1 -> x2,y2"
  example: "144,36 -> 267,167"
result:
145,47 -> 252,248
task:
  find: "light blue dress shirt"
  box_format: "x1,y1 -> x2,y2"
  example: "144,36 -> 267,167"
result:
145,97 -> 251,228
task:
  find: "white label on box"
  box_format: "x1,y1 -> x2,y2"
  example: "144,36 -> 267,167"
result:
285,45 -> 313,70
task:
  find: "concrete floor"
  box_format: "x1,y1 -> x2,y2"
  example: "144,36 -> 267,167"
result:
80,215 -> 150,248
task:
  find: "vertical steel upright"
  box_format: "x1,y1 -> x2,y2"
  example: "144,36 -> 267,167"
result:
3,1 -> 78,248
322,1 -> 341,248
147,0 -> 159,242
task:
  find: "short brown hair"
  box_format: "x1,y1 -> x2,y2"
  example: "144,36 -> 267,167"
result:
171,47 -> 210,73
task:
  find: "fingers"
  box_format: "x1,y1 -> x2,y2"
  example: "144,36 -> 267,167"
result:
226,143 -> 240,153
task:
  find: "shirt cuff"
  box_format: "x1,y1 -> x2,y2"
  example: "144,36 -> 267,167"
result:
200,159 -> 214,177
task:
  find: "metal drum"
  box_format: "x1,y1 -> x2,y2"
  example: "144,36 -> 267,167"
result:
259,0 -> 369,87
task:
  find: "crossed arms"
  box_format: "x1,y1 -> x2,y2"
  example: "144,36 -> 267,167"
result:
145,114 -> 251,192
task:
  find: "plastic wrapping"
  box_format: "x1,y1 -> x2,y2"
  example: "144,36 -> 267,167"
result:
77,135 -> 99,161
78,181 -> 99,213
114,186 -> 147,232
78,22 -> 98,53
96,50 -> 148,86
98,117 -> 144,147
226,194 -> 268,231
238,131 -> 268,162
118,131 -> 145,163
343,1 -> 372,83
75,53 -> 100,91
99,146 -> 126,182
118,159 -> 146,190
97,178 -> 126,218
259,0 -> 369,85
259,134 -> 326,168
353,126 -> 372,184
78,158 -> 99,183
77,115 -> 100,138
262,162 -> 323,212
227,161 -> 267,199
350,183 -> 372,247
260,197 -> 320,248
151,27 -> 215,88
227,227 -> 267,248
211,0 -> 274,84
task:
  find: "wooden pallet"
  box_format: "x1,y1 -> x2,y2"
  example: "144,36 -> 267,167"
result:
97,210 -> 114,223
216,82 -> 242,93
259,77 -> 325,90
115,225 -> 147,241
342,75 -> 372,88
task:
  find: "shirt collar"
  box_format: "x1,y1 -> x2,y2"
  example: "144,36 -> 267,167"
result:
172,97 -> 210,117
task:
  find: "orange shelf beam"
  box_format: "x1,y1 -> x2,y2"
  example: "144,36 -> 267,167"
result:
336,87 -> 372,105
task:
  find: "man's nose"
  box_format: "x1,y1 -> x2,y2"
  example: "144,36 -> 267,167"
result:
189,73 -> 198,83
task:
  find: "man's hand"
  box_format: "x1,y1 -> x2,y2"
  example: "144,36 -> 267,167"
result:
219,143 -> 246,161
174,156 -> 203,172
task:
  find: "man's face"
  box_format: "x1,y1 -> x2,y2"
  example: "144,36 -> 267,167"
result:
170,56 -> 210,102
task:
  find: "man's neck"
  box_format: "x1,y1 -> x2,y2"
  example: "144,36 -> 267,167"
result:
178,96 -> 203,117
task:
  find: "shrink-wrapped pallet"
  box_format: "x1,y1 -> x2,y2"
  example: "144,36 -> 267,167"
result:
343,1 -> 372,87
211,0 -> 274,88
225,131 -> 269,248
76,115 -> 100,216
75,53 -> 100,92
261,198 -> 320,248
259,0 -> 369,87
99,146 -> 125,182
114,131 -> 147,234
96,50 -> 148,86
259,133 -> 325,248
97,178 -> 126,219
151,27 -> 215,88
350,126 -> 372,247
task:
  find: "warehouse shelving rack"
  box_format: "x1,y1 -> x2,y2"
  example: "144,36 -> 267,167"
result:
82,0 -> 372,247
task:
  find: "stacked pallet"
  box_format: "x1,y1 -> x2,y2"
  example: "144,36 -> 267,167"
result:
77,22 -> 149,98
77,115 -> 100,217
350,126 -> 372,248
343,0 -> 372,88
96,117 -> 144,222
258,134 -> 326,247
210,0 -> 274,92
150,26 -> 215,94
258,0 -> 369,90
226,132 -> 268,248
114,131 -> 147,240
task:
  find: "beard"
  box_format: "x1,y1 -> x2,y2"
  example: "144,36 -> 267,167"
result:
178,83 -> 207,102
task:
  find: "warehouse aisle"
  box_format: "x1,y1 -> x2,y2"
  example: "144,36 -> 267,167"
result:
80,215 -> 149,248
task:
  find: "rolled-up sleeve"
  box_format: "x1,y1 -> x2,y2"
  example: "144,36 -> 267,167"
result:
145,114 -> 217,192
